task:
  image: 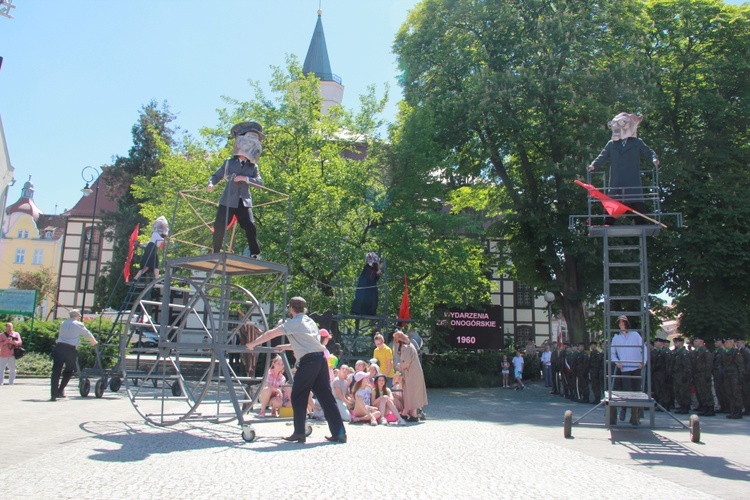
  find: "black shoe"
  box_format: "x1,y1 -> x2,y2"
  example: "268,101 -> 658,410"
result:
618,408 -> 626,421
282,434 -> 306,443
550,391 -> 559,395
726,413 -> 742,420
406,415 -> 419,422
57,390 -> 66,398
703,408 -> 715,417
325,434 -> 347,444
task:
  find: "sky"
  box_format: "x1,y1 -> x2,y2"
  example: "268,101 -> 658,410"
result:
0,0 -> 420,215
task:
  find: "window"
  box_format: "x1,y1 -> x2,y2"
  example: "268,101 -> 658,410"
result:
44,230 -> 54,239
77,226 -> 101,292
515,283 -> 533,308
515,325 -> 534,346
33,249 -> 44,265
24,230 -> 29,239
16,230 -> 22,238
15,248 -> 25,264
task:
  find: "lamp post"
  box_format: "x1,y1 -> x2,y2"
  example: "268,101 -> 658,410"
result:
544,291 -> 556,344
80,166 -> 100,314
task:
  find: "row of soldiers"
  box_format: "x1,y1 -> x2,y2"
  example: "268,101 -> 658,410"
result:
548,337 -> 750,419
549,340 -> 604,404
653,337 -> 749,419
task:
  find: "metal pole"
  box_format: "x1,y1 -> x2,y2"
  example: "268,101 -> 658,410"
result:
80,166 -> 100,314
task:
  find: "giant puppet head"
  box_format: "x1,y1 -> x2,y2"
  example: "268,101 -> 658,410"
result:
152,216 -> 169,237
607,112 -> 642,141
230,121 -> 265,163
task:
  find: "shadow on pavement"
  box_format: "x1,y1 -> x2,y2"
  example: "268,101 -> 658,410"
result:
611,429 -> 750,483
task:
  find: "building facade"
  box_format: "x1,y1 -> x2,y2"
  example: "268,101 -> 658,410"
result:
0,178 -> 65,317
55,174 -> 118,318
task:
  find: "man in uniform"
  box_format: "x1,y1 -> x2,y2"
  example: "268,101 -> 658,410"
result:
651,338 -> 670,411
562,342 -> 576,399
671,336 -> 692,414
588,341 -> 604,403
690,337 -> 715,416
737,339 -> 750,415
573,342 -> 590,403
713,339 -> 729,413
723,338 -> 744,419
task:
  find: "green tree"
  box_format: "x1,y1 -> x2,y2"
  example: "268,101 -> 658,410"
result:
96,101 -> 178,310
11,267 -> 58,319
393,0 -> 653,342
645,0 -> 750,340
132,58 -> 491,334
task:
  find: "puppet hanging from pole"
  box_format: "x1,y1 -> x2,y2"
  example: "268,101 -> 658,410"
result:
350,252 -> 382,316
587,113 -> 659,225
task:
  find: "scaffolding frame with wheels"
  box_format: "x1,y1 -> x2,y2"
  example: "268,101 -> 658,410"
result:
119,252 -> 315,440
565,167 -> 698,442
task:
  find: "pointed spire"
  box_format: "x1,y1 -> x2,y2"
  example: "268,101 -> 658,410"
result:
303,10 -> 341,85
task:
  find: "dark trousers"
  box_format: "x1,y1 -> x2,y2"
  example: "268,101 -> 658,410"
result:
543,365 -> 552,387
213,204 -> 260,255
51,343 -> 77,398
291,352 -> 346,438
551,369 -> 560,393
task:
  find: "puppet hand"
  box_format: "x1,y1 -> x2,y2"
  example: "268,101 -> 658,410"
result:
206,184 -> 214,192
587,164 -> 595,172
653,158 -> 660,166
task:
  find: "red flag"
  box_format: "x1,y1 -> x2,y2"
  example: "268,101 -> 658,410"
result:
398,275 -> 410,327
574,179 -> 631,218
209,215 -> 238,232
123,223 -> 140,282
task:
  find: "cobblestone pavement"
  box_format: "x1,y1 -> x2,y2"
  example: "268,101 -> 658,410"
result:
1,378 -> 748,499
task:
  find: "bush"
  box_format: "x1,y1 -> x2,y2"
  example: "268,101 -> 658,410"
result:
422,350 -> 514,388
16,351 -> 53,377
13,318 -> 119,370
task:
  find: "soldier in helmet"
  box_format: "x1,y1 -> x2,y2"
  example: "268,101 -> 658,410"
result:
737,339 -> 750,415
713,339 -> 729,413
723,338 -> 744,419
690,337 -> 715,416
671,337 -> 692,414
651,338 -> 671,411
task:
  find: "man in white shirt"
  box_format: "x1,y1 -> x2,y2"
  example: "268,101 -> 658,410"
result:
611,315 -> 643,423
50,309 -> 98,401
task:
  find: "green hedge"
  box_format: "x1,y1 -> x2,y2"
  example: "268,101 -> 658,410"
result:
13,318 -> 119,372
422,350 -> 542,388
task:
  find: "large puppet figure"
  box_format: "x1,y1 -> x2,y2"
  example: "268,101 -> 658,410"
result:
207,121 -> 265,256
587,113 -> 659,224
133,216 -> 169,281
351,252 -> 382,316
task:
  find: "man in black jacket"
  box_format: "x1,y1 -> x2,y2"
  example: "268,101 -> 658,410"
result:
207,121 -> 265,256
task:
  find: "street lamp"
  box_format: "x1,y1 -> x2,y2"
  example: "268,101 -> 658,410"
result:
544,291 -> 556,344
80,166 -> 100,314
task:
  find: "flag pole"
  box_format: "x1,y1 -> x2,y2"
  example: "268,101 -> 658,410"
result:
627,208 -> 667,229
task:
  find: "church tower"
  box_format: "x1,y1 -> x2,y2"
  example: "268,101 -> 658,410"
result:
302,9 -> 344,114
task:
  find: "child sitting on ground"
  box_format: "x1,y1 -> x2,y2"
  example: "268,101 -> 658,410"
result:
352,371 -> 382,425
372,374 -> 406,425
258,355 -> 287,417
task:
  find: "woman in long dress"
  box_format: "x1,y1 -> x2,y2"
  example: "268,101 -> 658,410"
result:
393,330 -> 427,422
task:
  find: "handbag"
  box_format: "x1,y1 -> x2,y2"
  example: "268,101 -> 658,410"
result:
13,346 -> 26,360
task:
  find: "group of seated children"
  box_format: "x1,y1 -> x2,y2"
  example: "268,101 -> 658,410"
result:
256,356 -> 408,426
333,360 -> 407,426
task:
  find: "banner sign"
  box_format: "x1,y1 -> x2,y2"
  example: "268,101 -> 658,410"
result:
436,305 -> 503,349
0,289 -> 38,315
